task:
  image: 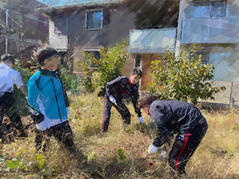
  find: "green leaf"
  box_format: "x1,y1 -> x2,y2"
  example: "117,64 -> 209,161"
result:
118,148 -> 126,161
6,159 -> 20,170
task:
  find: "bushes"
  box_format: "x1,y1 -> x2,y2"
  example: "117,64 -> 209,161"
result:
79,41 -> 128,94
148,49 -> 225,104
58,64 -> 78,92
96,41 -> 128,89
13,60 -> 33,86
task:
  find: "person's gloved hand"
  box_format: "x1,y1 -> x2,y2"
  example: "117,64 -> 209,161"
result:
109,95 -> 117,105
27,106 -> 44,124
159,149 -> 167,160
138,116 -> 144,123
148,144 -> 159,154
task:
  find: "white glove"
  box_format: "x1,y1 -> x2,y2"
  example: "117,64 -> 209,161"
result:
148,144 -> 159,154
159,149 -> 167,160
109,95 -> 116,105
138,116 -> 144,123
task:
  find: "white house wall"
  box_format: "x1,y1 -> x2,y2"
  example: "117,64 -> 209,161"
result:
49,17 -> 68,51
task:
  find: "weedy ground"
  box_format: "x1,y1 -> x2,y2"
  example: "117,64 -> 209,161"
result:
0,93 -> 239,178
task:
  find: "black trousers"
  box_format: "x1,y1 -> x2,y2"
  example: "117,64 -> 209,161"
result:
35,121 -> 86,167
35,121 -> 75,152
0,92 -> 25,136
102,96 -> 131,132
168,117 -> 208,178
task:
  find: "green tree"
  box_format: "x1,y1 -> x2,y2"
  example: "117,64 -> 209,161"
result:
148,49 -> 225,104
80,41 -> 128,94
97,41 -> 128,88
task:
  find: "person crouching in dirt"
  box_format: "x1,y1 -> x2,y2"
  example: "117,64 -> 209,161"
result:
138,95 -> 208,178
0,54 -> 28,141
27,47 -> 79,155
102,68 -> 144,132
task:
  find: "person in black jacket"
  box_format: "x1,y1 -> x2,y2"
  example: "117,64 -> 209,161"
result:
138,95 -> 208,178
102,68 -> 143,132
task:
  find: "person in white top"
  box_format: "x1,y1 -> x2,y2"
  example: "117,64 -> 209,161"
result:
0,54 -> 27,140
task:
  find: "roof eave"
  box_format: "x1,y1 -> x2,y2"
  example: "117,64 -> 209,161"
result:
38,1 -> 123,15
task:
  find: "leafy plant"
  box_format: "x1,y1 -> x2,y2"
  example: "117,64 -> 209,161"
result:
88,151 -> 97,161
58,64 -> 78,92
117,148 -> 126,161
35,154 -> 47,170
13,60 -> 33,86
5,158 -> 23,170
79,41 -> 128,93
148,49 -> 226,104
96,41 -> 128,89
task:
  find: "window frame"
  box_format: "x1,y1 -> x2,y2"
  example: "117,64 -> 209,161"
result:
189,0 -> 227,19
210,0 -> 227,18
190,51 -> 210,64
190,0 -> 210,19
85,9 -> 103,31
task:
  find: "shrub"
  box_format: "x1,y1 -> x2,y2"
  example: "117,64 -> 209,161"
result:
58,64 -> 78,92
96,41 -> 128,90
13,60 -> 33,86
148,49 -> 226,104
79,41 -> 128,94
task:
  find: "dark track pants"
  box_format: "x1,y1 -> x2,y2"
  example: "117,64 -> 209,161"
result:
168,117 -> 208,178
35,121 -> 75,152
0,92 -> 25,137
102,96 -> 131,132
35,121 -> 86,166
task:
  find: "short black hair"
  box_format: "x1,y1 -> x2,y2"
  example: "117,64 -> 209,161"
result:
132,68 -> 143,77
1,54 -> 14,63
36,47 -> 58,66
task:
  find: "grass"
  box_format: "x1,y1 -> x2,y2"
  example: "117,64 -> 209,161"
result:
1,93 -> 239,178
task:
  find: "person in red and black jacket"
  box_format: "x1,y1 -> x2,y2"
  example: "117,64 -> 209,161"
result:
102,68 -> 143,132
138,95 -> 208,178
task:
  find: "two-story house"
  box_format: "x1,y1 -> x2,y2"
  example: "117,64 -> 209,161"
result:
39,0 -> 179,90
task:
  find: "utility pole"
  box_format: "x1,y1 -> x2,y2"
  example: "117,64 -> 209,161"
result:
5,8 -> 8,54
20,24 -> 23,59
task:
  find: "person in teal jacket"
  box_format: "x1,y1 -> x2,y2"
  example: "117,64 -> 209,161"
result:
27,47 -> 75,152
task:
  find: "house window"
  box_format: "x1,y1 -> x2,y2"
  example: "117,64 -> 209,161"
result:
190,0 -> 226,19
84,49 -> 101,68
190,51 -> 209,64
210,1 -> 226,18
191,1 -> 210,18
85,10 -> 103,30
134,54 -> 141,68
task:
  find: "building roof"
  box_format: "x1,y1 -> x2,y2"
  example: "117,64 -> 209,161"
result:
38,0 -> 123,11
